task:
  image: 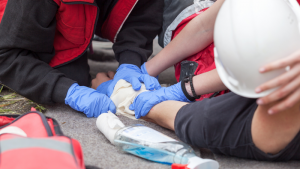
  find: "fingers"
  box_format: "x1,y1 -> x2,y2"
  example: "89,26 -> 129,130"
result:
107,71 -> 115,79
257,74 -> 300,106
259,50 -> 300,73
109,101 -> 116,113
130,93 -> 147,119
129,103 -> 135,111
125,77 -> 141,91
96,72 -> 109,79
91,79 -> 98,90
256,64 -> 300,93
133,95 -> 145,119
92,72 -> 112,90
139,75 -> 161,90
131,92 -> 159,119
106,82 -> 116,97
266,88 -> 300,114
139,75 -> 154,90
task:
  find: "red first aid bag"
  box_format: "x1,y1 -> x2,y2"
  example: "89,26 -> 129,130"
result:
0,110 -> 85,169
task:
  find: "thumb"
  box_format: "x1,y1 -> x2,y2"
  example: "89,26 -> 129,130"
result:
129,102 -> 135,111
106,81 -> 117,97
109,101 -> 116,113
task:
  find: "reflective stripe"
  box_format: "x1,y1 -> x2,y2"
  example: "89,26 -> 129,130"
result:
1,138 -> 74,155
163,1 -> 214,47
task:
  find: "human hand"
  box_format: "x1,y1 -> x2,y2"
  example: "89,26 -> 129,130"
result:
91,71 -> 115,90
65,83 -> 116,117
129,82 -> 190,119
106,64 -> 161,97
255,49 -> 300,114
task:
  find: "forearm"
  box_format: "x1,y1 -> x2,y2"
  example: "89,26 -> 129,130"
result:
146,0 -> 225,77
184,69 -> 227,96
194,69 -> 227,95
0,49 -> 75,104
143,101 -> 188,130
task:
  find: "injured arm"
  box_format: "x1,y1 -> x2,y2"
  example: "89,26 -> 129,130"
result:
142,101 -> 188,130
189,69 -> 227,97
145,0 -> 225,77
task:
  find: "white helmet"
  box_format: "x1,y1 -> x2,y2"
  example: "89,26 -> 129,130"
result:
214,0 -> 300,98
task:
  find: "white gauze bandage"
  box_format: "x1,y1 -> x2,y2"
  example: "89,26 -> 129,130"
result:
110,79 -> 148,120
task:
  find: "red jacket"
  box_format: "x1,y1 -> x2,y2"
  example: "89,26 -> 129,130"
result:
0,0 -> 163,104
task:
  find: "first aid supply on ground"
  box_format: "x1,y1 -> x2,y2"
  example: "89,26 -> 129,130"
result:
0,109 -> 86,169
97,112 -> 219,169
214,0 -> 300,98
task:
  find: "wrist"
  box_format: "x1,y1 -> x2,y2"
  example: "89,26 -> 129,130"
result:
181,81 -> 195,102
185,81 -> 194,98
181,75 -> 201,101
117,64 -> 140,72
141,63 -> 159,79
96,80 -> 112,94
65,83 -> 79,105
53,78 -> 76,104
66,83 -> 79,97
118,51 -> 142,68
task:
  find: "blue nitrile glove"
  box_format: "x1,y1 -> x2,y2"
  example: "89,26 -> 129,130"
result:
106,64 -> 161,97
129,82 -> 191,119
96,80 -> 113,94
65,83 -> 116,118
141,63 -> 159,80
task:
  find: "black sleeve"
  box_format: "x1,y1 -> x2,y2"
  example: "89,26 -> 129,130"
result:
113,0 -> 163,67
0,0 -> 75,104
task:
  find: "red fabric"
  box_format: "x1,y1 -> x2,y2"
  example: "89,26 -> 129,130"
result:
62,0 -> 94,3
101,0 -> 138,42
0,113 -> 85,169
0,116 -> 57,136
0,0 -> 137,67
1,147 -> 79,169
72,138 -> 85,169
49,0 -> 97,67
173,8 -> 228,101
0,113 -> 49,137
0,134 -> 84,169
0,0 -> 7,23
0,116 -> 15,126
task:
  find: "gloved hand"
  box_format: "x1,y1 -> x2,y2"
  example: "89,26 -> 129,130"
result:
65,83 -> 116,118
106,64 -> 161,97
129,82 -> 191,119
141,63 -> 159,79
96,80 -> 112,94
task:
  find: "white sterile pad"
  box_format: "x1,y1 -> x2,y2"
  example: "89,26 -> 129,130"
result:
96,111 -> 125,144
110,79 -> 148,120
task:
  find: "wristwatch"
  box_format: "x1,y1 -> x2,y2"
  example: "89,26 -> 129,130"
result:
181,74 -> 201,101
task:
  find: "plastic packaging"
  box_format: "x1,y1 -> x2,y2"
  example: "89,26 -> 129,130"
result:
97,112 -> 219,169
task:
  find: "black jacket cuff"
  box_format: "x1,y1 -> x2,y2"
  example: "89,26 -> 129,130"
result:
52,77 -> 76,103
118,51 -> 143,68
